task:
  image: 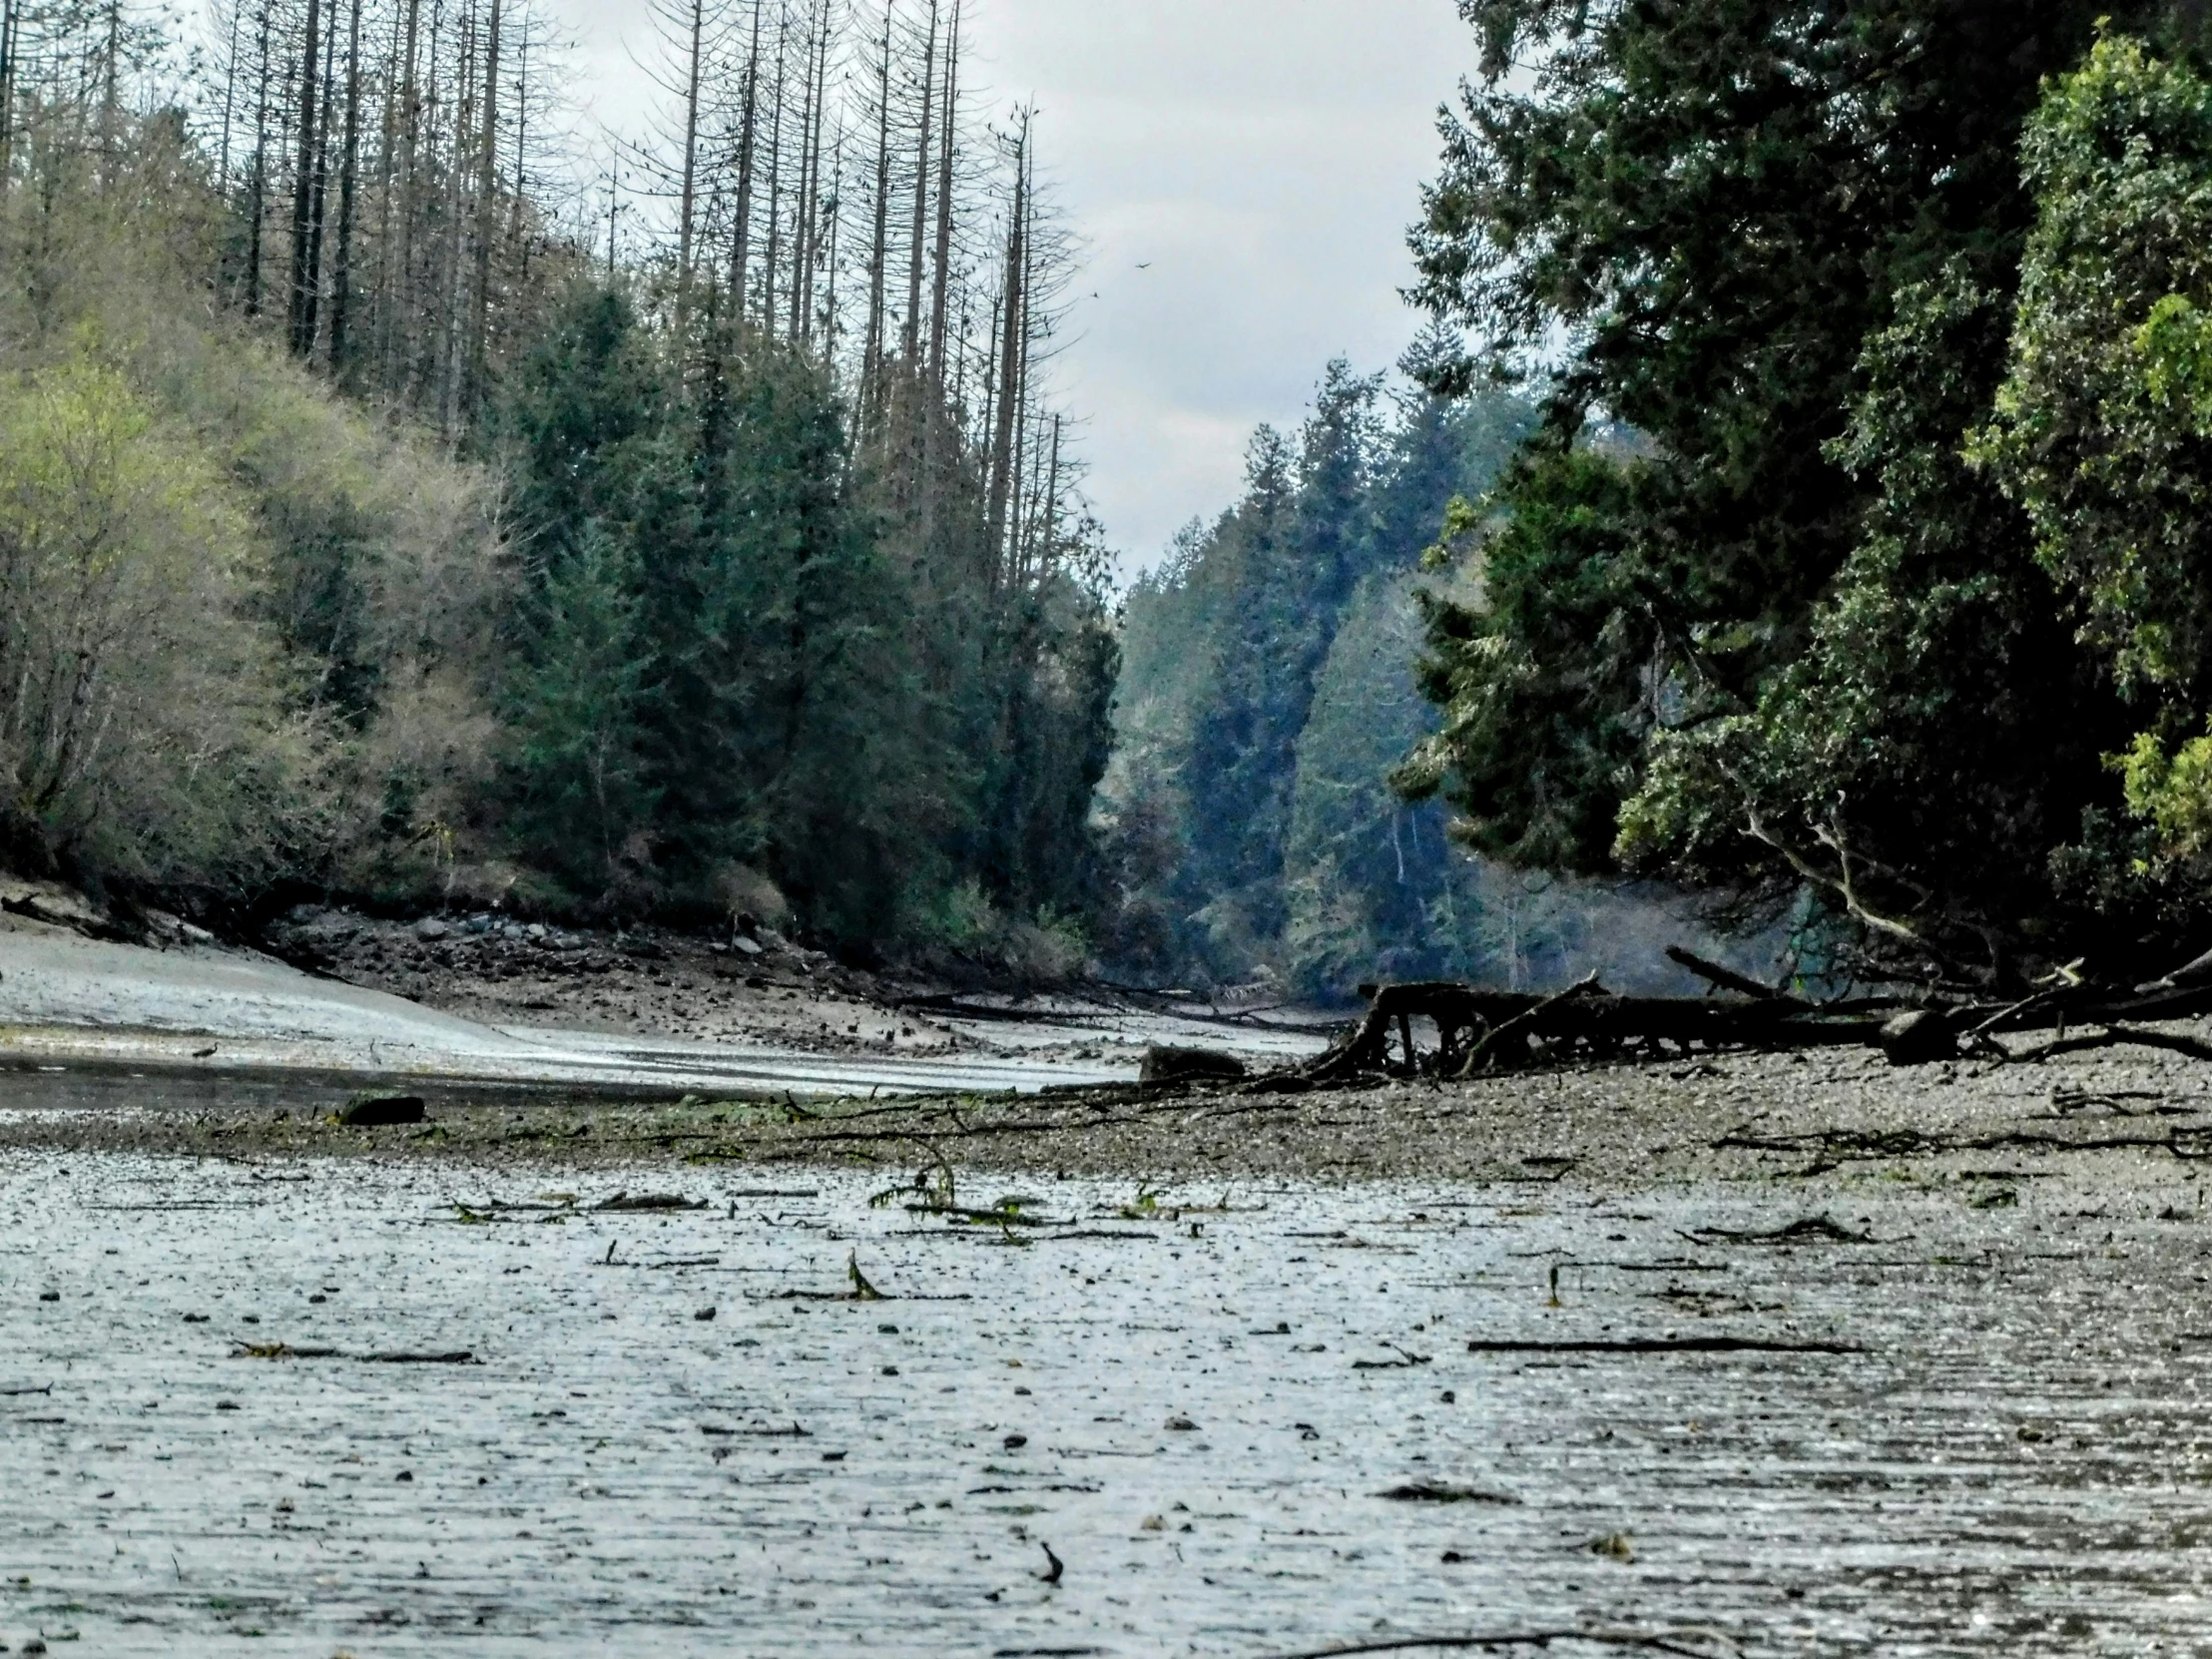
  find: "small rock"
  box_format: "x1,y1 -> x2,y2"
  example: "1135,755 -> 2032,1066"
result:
734,937 -> 764,956
1880,1009 -> 1956,1066
1003,1433 -> 1027,1450
414,918 -> 450,941
1165,1414 -> 1198,1431
693,1307 -> 717,1323
1140,1046 -> 1247,1084
37,1291 -> 58,1303
881,1365 -> 899,1377
395,1470 -> 413,1482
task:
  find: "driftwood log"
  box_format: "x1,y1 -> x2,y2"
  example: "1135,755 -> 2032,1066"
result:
1297,945 -> 2212,1082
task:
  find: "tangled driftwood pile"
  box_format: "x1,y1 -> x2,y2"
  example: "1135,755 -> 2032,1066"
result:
1295,946 -> 2212,1082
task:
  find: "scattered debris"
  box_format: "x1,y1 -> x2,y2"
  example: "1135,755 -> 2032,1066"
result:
1374,1482 -> 1520,1504
594,1193 -> 707,1212
230,1344 -> 476,1364
1681,1216 -> 1876,1247
1465,1337 -> 1860,1356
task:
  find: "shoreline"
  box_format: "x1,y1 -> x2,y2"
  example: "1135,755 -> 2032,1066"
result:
0,902 -> 1336,1100
9,1031 -> 2212,1200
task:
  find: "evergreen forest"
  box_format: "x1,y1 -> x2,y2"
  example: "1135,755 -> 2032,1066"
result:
0,0 -> 1116,969
21,0 -> 2212,996
1399,0 -> 2212,990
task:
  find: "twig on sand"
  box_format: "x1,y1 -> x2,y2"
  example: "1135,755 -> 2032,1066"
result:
231,1344 -> 477,1364
2001,1025 -> 2212,1066
1680,1216 -> 1875,1246
1253,1630 -> 1736,1659
1464,1336 -> 1860,1356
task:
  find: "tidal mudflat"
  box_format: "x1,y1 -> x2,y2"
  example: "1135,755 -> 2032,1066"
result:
8,1130 -> 2212,1657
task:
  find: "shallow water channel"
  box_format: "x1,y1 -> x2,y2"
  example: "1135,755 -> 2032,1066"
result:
5,1146 -> 2212,1656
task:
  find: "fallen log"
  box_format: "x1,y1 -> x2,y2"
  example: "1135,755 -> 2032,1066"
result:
1295,976 -> 1887,1081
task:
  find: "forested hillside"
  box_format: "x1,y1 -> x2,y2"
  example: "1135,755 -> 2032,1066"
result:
1099,362 -> 1778,998
0,0 -> 1114,967
1400,1 -> 2212,988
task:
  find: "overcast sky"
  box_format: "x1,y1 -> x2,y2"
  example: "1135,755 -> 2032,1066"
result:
547,0 -> 1475,571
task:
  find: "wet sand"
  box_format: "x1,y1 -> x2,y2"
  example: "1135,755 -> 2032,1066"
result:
0,908 -> 1332,1098
8,1037 -> 2212,1653
7,1135 -> 2212,1656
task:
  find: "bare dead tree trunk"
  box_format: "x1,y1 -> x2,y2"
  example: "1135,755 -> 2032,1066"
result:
982,119 -> 1027,588
902,0 -> 934,369
926,0 -> 958,393
1041,411 -> 1062,577
386,0 -> 421,386
99,0 -> 120,180
468,0 -> 502,418
244,0 -> 273,315
438,2 -> 477,435
0,0 -> 19,195
605,159 -> 619,278
510,19 -> 529,283
329,0 -> 362,372
861,1 -> 890,416
798,0 -> 829,344
820,113 -> 841,355
761,3 -> 785,336
287,0 -> 323,353
728,0 -> 761,317
217,0 -> 243,194
788,0 -> 820,342
300,4 -> 338,357
674,0 -> 703,329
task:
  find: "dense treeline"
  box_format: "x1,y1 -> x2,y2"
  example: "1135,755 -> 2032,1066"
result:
0,0 -> 1115,965
1102,361 -> 1782,998
1402,0 -> 2212,987
1103,363 -> 1524,989
1097,355 -> 1752,995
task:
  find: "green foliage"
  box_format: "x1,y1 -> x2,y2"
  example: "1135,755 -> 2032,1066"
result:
1284,570 -> 1493,989
2118,723 -> 2212,860
1618,266 -> 2121,963
1977,32 -> 2212,699
488,281 -> 1120,950
0,341 -> 330,891
1397,446 -> 1654,873
0,108 -> 1115,956
1403,0 -> 2192,978
1103,372 -> 1537,989
504,521 -> 655,894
